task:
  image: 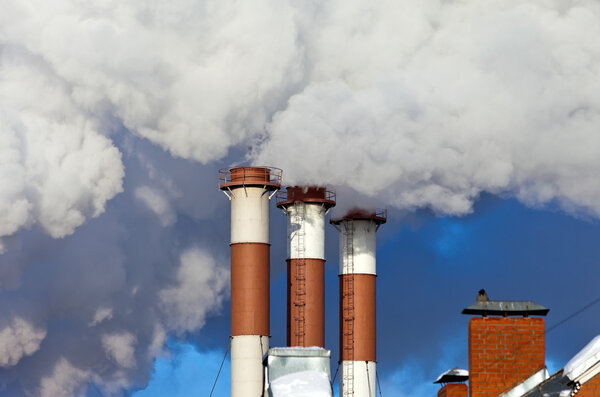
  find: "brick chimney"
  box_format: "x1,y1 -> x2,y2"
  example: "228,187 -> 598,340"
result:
435,367 -> 468,397
438,383 -> 468,397
462,290 -> 549,397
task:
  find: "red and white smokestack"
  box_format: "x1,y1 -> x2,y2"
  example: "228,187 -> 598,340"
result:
331,210 -> 387,397
218,167 -> 282,397
276,187 -> 336,348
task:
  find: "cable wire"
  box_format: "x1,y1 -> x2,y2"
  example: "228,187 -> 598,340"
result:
366,361 -> 373,397
546,295 -> 600,334
209,338 -> 232,397
332,362 -> 340,384
376,368 -> 383,397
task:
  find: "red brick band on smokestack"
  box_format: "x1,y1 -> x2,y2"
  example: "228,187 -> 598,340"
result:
277,186 -> 335,349
231,243 -> 270,336
340,274 -> 376,361
287,258 -> 325,347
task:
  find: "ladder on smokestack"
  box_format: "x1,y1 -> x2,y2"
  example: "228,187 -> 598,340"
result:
294,203 -> 307,347
342,220 -> 355,397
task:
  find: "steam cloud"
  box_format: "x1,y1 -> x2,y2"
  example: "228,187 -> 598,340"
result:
1,0 -> 600,395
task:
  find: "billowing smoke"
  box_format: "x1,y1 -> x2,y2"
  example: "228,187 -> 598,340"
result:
1,0 -> 600,395
256,0 -> 600,217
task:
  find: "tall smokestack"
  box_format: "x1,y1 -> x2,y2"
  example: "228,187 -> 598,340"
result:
276,186 -> 336,347
219,166 -> 282,397
331,210 -> 386,397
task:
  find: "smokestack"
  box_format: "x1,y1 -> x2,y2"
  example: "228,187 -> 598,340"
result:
331,209 -> 386,397
219,166 -> 282,397
276,186 -> 336,347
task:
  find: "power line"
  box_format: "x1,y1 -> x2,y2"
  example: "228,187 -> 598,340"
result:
546,295 -> 600,334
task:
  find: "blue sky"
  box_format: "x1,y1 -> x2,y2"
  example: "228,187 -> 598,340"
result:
131,195 -> 600,397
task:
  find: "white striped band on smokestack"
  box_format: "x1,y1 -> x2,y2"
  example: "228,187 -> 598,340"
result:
276,187 -> 336,348
219,166 -> 281,397
331,209 -> 386,397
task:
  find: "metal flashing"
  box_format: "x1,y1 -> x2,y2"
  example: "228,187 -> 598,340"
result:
522,370 -> 574,397
462,300 -> 549,316
499,367 -> 549,397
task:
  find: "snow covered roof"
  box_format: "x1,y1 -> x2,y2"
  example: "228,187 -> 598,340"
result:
265,346 -> 332,397
563,335 -> 600,384
269,370 -> 332,397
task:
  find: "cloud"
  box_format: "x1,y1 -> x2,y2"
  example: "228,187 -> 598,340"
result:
134,186 -> 176,227
0,317 -> 46,368
88,307 -> 114,327
102,332 -> 138,369
159,248 -> 229,334
38,358 -> 92,397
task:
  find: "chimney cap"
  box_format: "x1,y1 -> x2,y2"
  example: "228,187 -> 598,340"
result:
218,166 -> 282,190
462,300 -> 549,316
434,367 -> 469,384
330,209 -> 387,225
276,186 -> 336,208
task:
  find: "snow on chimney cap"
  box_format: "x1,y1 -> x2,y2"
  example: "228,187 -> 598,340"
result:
434,367 -> 469,384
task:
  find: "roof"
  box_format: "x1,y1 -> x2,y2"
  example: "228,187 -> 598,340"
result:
563,335 -> 600,384
461,300 -> 549,316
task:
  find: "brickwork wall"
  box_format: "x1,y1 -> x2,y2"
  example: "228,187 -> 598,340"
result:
468,317 -> 545,397
438,383 -> 468,397
577,372 -> 600,397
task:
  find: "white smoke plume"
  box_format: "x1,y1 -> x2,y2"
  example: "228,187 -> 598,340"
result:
256,0 -> 600,217
2,0 -> 600,395
0,47 -> 124,249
